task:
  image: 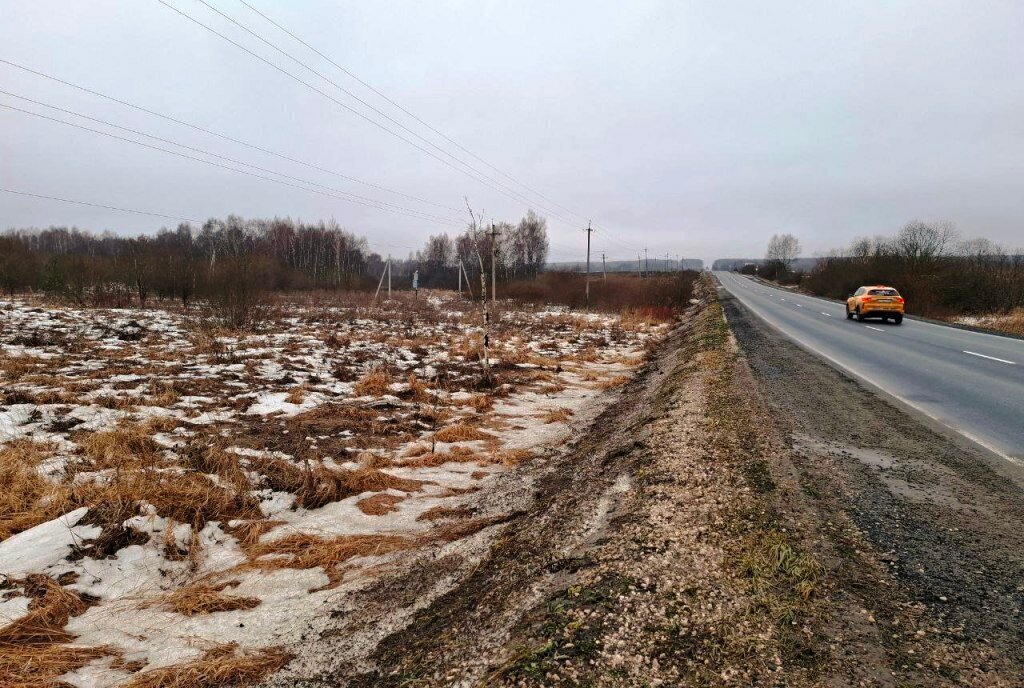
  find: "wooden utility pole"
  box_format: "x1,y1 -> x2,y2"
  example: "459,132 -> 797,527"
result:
489,223 -> 500,305
457,258 -> 462,294
602,251 -> 607,282
584,221 -> 593,311
637,254 -> 642,278
644,248 -> 649,277
387,254 -> 391,299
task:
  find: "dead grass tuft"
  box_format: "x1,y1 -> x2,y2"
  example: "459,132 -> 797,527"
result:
403,445 -> 480,468
433,422 -> 493,443
80,424 -> 162,470
0,440 -> 65,542
353,366 -> 390,396
416,505 -> 474,522
356,493 -> 405,516
0,643 -> 120,688
244,533 -> 419,588
146,582 -> 261,617
284,385 -> 308,405
538,407 -> 574,424
250,457 -> 425,509
121,642 -> 291,688
0,575 -> 87,647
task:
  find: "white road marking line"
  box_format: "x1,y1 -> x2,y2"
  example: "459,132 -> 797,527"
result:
821,312 -> 832,317
866,326 -> 884,332
795,304 -> 804,308
963,351 -> 1016,365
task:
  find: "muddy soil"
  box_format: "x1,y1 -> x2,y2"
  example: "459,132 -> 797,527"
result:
721,286 -> 1024,680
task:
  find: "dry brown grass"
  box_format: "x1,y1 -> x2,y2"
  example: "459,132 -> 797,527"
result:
0,642 -> 120,688
968,307 -> 1024,337
0,575 -> 87,647
433,422 -> 493,443
0,355 -> 46,381
353,366 -> 390,396
620,306 -> 676,327
244,533 -> 419,588
121,642 -> 291,688
597,375 -> 631,389
221,519 -> 282,548
450,393 -> 493,412
71,470 -> 262,531
490,448 -> 534,467
538,407 -> 574,424
406,373 -> 430,402
356,493 -> 405,516
416,505 -> 474,522
0,440 -> 65,542
146,380 -> 180,406
403,445 -> 480,468
79,424 -> 162,470
250,457 -> 425,509
284,385 -> 308,405
146,582 -> 261,617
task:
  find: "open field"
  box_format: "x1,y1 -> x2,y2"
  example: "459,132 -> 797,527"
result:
0,291 -> 669,687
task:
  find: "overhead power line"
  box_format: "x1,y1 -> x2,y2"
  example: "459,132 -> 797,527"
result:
236,0 -> 593,226
0,90 -> 463,225
1,187 -> 199,223
0,57 -> 462,214
157,0 -> 578,227
0,101 -> 462,226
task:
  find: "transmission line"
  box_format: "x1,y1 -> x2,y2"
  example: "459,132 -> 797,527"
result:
1,187 -> 199,223
235,0 -> 593,226
157,0 -> 579,227
0,101 -> 462,226
0,90 -> 463,225
0,58 -> 462,214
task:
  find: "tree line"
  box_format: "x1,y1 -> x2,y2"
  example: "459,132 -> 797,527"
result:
803,221 -> 1024,317
0,211 -> 550,307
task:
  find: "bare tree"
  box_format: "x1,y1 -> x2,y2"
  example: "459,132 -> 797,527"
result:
766,233 -> 801,272
893,221 -> 957,263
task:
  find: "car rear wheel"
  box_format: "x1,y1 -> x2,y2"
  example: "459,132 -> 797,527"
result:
855,307 -> 863,321
846,307 -> 854,320
894,314 -> 903,325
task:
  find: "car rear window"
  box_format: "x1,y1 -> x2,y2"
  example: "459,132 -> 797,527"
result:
868,289 -> 898,296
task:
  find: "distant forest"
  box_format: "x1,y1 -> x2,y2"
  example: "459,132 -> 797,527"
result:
0,212 -> 551,305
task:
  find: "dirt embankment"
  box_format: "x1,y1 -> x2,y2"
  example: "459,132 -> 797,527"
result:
270,277 -> 1024,686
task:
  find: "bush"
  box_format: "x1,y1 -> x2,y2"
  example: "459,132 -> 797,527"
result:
502,271 -> 698,313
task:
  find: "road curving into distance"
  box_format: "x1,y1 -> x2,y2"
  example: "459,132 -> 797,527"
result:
714,271 -> 1024,463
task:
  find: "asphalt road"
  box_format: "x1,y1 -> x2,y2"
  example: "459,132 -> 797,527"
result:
714,271 -> 1024,463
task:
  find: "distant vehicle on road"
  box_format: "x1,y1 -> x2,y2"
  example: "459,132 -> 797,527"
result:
846,286 -> 905,324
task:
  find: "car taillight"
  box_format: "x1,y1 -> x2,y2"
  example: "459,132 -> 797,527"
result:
897,297 -> 905,303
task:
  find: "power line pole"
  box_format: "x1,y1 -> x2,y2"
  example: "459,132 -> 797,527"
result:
387,254 -> 391,299
489,223 -> 500,305
584,221 -> 594,310
644,247 -> 649,277
637,253 -> 642,278
602,251 -> 607,282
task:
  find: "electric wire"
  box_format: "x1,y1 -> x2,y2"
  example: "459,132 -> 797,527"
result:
236,0 -> 594,226
1,187 -> 199,223
157,0 -> 579,227
0,101 -> 462,226
0,57 -> 462,214
0,90 -> 464,225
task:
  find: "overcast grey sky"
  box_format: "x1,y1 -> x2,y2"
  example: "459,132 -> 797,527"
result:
1,1 -> 1022,263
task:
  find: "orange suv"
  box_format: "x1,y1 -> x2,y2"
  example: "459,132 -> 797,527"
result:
846,286 -> 905,324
